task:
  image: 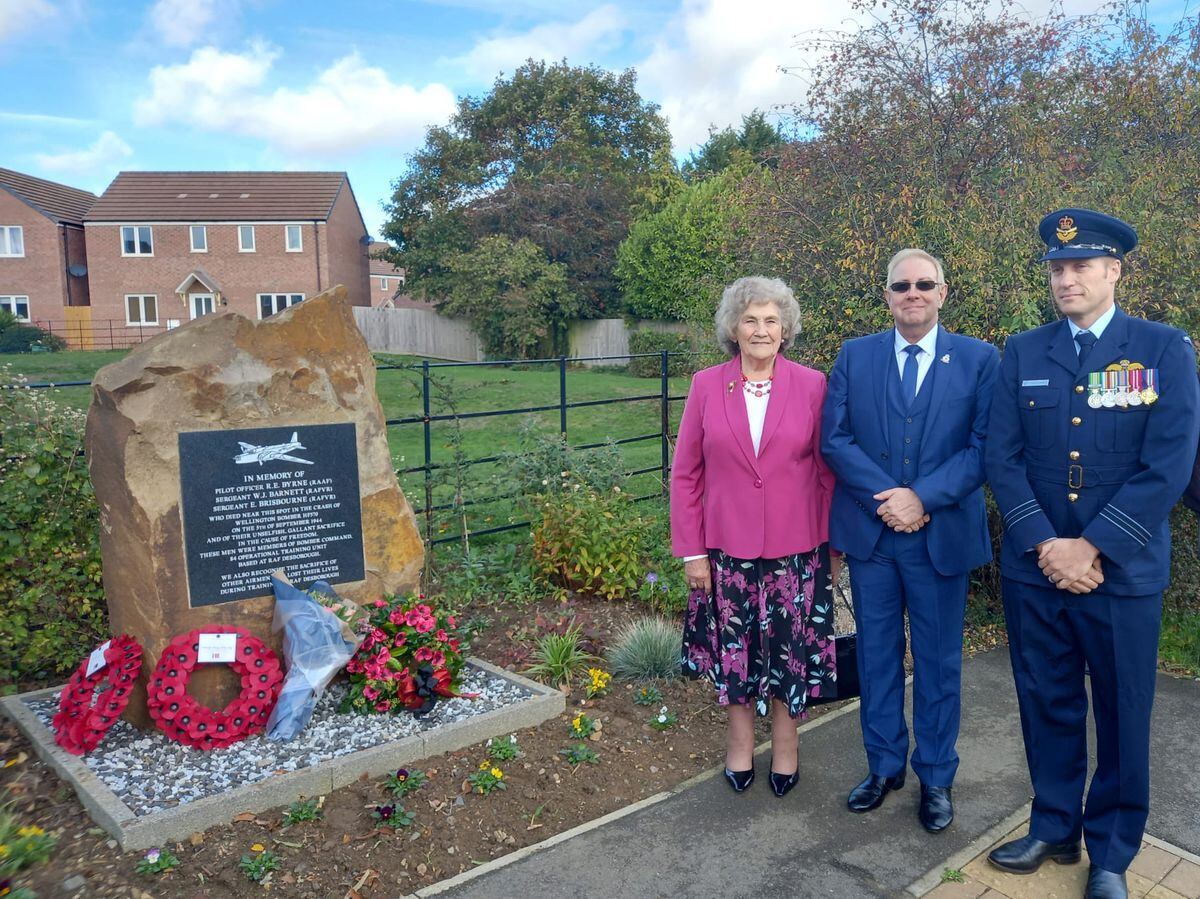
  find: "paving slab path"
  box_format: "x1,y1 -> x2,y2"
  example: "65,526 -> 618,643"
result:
418,648 -> 1199,899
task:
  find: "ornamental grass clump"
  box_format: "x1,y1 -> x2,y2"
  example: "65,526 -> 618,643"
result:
342,594 -> 468,715
608,617 -> 681,680
524,623 -> 595,687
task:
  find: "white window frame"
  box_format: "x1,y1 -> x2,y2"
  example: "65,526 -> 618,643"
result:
120,225 -> 154,256
125,294 -> 159,326
0,295 -> 30,321
190,225 -> 208,253
257,293 -> 304,319
238,225 -> 256,252
285,224 -> 303,252
379,277 -> 389,291
0,226 -> 24,257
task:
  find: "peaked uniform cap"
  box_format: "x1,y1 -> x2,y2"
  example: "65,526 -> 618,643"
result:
1038,207 -> 1137,261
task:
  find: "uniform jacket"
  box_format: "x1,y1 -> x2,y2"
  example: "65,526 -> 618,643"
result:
820,326 -> 1000,575
670,354 -> 834,559
985,307 -> 1200,594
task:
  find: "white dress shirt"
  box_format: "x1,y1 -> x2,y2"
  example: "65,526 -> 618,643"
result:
683,383 -> 771,563
894,326 -> 940,396
1067,302 -> 1116,351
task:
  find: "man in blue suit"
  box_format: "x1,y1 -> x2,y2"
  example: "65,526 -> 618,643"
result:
822,248 -> 1000,833
985,209 -> 1199,899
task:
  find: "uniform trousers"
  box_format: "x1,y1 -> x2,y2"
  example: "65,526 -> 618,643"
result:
848,528 -> 967,788
1002,577 -> 1161,873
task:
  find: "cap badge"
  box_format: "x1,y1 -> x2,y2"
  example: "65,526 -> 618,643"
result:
1056,215 -> 1078,243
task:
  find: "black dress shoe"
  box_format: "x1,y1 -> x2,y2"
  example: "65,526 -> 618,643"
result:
987,834 -> 1082,873
1085,865 -> 1128,899
918,784 -> 953,833
768,757 -> 799,797
723,767 -> 754,793
847,771 -> 906,812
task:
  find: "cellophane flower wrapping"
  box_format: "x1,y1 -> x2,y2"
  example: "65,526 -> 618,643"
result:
265,571 -> 364,741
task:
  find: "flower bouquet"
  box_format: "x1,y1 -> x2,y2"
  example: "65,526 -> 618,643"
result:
341,594 -> 470,716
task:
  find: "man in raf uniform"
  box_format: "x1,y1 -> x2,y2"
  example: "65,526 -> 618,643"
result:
985,209 -> 1199,899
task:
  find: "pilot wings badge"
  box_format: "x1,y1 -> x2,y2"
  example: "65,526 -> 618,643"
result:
233,431 -> 314,466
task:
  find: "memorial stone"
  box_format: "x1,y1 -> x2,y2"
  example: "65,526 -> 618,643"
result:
85,287 -> 423,727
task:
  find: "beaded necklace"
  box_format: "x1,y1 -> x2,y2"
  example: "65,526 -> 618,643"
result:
741,372 -> 773,397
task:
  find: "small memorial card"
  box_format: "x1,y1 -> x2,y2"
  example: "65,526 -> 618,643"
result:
197,633 -> 238,663
86,640 -> 112,677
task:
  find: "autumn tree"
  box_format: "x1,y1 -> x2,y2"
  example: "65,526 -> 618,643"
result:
383,60 -> 673,352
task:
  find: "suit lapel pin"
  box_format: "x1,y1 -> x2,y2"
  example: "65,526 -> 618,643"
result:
940,354 -> 951,363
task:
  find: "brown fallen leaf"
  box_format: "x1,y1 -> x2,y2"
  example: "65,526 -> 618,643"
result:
189,833 -> 205,847
231,812 -> 256,823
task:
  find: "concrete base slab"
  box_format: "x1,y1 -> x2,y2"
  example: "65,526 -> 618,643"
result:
0,657 -> 563,852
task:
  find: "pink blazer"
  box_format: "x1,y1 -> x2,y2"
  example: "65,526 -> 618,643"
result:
670,355 -> 834,559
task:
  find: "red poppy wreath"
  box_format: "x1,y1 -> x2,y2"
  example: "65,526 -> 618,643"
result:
146,626 -> 283,751
52,634 -> 144,756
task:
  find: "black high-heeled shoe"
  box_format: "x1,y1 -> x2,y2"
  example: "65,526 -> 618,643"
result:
723,767 -> 755,793
769,757 -> 799,797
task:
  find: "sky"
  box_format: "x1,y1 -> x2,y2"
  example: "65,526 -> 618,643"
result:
0,0 -> 1191,239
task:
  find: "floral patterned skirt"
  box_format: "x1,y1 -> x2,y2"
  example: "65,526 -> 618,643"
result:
681,546 -> 837,717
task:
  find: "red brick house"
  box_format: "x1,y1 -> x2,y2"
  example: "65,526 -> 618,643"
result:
366,239 -> 434,310
83,172 -> 371,334
0,167 -> 95,324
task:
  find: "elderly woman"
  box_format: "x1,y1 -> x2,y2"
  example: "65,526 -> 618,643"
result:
671,276 -> 837,797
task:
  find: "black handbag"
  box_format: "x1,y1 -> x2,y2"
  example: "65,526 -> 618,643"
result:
811,579 -> 860,706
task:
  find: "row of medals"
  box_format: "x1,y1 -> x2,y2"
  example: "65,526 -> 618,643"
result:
1086,361 -> 1158,409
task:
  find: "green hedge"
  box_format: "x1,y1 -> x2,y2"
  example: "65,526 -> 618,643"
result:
0,374 -> 106,688
627,330 -> 704,378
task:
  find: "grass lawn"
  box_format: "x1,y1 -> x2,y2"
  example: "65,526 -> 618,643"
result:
2,349 -> 691,541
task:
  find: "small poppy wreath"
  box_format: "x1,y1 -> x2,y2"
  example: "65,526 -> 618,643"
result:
146,626 -> 283,751
52,634 -> 144,756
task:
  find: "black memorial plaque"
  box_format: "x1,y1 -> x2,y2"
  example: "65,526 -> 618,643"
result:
179,423 -> 365,605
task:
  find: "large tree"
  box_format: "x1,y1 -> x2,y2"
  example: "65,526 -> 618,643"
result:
727,0 -> 1200,370
383,59 -> 673,338
680,110 -> 785,182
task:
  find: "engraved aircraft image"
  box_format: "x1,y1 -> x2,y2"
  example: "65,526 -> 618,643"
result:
233,432 -> 314,466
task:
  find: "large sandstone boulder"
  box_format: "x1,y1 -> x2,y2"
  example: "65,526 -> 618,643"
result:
86,287 -> 423,727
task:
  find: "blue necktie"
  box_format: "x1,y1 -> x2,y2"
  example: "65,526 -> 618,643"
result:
1075,330 -> 1097,368
902,344 -> 921,404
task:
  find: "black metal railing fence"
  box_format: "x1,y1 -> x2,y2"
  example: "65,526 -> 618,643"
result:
9,351 -> 694,549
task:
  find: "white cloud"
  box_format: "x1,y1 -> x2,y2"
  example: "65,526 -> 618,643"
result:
147,0 -> 227,48
0,0 -> 55,41
34,131 -> 133,179
636,0 -> 861,151
133,44 -> 458,158
453,5 -> 627,79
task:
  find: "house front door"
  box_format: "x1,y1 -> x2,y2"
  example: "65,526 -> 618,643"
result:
190,294 -> 215,319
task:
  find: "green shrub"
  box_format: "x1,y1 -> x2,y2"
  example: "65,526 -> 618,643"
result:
525,623 -> 595,687
608,617 -> 681,680
502,422 -> 627,498
0,369 -> 107,688
0,323 -> 66,354
627,330 -> 702,379
531,487 -> 650,600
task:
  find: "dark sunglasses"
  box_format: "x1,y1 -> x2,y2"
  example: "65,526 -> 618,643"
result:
889,279 -> 941,293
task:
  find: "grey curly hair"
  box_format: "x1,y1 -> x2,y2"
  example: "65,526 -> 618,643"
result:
713,276 -> 802,356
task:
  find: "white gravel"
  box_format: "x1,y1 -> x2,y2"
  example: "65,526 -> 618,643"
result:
26,666 -> 532,817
